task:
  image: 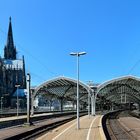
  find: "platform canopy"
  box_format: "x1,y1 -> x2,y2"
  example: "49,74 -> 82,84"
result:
97,76 -> 140,104
34,76 -> 91,104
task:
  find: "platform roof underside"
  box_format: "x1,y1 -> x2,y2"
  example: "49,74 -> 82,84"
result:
97,76 -> 140,104
34,77 -> 91,104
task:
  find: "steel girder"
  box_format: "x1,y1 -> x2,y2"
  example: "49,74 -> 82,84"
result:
34,76 -> 91,104
97,76 -> 140,104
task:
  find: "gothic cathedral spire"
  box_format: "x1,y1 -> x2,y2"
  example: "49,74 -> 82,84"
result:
4,17 -> 17,59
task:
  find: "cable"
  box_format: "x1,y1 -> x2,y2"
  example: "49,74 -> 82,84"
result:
0,25 -> 60,81
127,59 -> 140,75
16,42 -> 59,76
30,72 -> 46,84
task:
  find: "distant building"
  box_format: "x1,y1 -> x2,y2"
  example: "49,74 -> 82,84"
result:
0,17 -> 26,108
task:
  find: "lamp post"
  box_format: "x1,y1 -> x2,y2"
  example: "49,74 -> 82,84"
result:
70,51 -> 86,130
15,84 -> 20,117
1,97 -> 3,115
26,73 -> 31,125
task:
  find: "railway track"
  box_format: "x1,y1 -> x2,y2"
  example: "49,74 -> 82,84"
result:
1,112 -> 86,140
0,111 -> 83,129
104,111 -> 135,140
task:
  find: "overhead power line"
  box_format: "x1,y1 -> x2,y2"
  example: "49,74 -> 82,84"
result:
0,25 -> 60,81
127,58 -> 140,75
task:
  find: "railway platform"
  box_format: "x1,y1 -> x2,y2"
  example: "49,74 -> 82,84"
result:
0,112 -> 53,122
0,115 -> 72,139
36,115 -> 106,140
0,114 -> 106,140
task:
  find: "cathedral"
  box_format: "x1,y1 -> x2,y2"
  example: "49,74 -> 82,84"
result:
0,17 -> 26,108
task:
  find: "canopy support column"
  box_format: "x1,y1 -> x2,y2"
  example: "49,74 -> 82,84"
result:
93,96 -> 96,116
111,103 -> 114,111
31,91 -> 34,116
121,94 -> 123,104
49,100 -> 53,111
60,98 -> 63,112
88,91 -> 91,117
138,104 -> 140,111
125,94 -> 127,103
91,96 -> 93,116
91,93 -> 96,116
73,101 -> 76,110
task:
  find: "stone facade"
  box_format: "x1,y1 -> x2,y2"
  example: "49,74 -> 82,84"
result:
0,18 -> 26,108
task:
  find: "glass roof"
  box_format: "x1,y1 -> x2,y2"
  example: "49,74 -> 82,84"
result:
34,76 -> 91,104
97,75 -> 140,104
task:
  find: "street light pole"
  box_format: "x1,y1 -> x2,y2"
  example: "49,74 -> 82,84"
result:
15,85 -> 20,117
70,52 -> 86,130
26,73 -> 31,125
77,53 -> 80,129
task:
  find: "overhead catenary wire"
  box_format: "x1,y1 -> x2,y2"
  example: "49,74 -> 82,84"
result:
30,72 -> 47,85
16,42 -> 59,76
0,25 -> 60,83
127,59 -> 140,75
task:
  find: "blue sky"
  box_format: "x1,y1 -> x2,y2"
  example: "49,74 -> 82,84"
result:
0,0 -> 140,86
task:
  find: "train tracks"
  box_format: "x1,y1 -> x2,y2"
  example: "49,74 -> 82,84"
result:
0,112 -> 86,140
104,111 -> 135,140
2,110 -> 139,140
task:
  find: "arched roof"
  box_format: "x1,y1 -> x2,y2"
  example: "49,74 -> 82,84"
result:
97,75 -> 140,104
34,76 -> 91,103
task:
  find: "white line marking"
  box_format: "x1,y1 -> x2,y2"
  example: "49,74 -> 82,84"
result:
86,116 -> 98,140
52,115 -> 87,140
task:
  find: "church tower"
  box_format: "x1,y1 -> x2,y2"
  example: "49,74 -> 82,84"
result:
2,17 -> 26,108
4,17 -> 17,60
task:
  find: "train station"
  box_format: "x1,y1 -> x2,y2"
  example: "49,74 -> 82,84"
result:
1,1 -> 140,140
1,75 -> 140,139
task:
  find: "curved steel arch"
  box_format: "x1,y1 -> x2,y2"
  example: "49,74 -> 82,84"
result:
100,84 -> 140,100
34,76 -> 92,103
97,75 -> 140,104
97,75 -> 140,92
109,94 -> 139,104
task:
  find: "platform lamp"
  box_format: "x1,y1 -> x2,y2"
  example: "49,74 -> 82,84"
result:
15,84 -> 20,117
70,52 -> 86,130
